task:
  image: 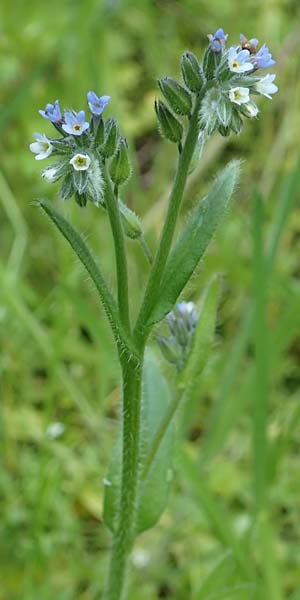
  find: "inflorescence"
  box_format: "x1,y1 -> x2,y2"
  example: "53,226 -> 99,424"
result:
30,29 -> 277,206
157,302 -> 198,372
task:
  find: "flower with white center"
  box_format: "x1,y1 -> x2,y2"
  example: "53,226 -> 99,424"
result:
69,153 -> 91,171
229,87 -> 250,105
29,133 -> 53,160
62,110 -> 90,136
228,47 -> 253,73
255,74 -> 278,99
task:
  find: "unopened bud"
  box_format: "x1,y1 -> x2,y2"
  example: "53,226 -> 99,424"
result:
118,199 -> 143,239
158,77 -> 192,116
155,100 -> 183,144
181,52 -> 204,93
157,335 -> 180,366
102,118 -> 118,158
109,137 -> 131,186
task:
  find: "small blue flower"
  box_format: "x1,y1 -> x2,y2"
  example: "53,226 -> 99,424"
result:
62,111 -> 90,136
228,47 -> 253,73
39,99 -> 62,122
87,91 -> 111,116
208,28 -> 228,53
253,44 -> 276,69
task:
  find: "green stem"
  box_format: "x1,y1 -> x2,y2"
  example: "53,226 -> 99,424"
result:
139,235 -> 153,265
105,351 -> 144,600
134,90 -> 205,343
103,167 -> 131,333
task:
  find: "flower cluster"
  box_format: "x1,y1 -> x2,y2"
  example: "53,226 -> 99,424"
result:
30,92 -> 131,207
155,29 -> 277,143
157,302 -> 198,372
199,29 -> 278,135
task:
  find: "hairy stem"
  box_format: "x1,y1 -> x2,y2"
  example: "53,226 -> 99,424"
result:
105,350 -> 144,600
103,167 -> 131,333
134,90 -> 205,343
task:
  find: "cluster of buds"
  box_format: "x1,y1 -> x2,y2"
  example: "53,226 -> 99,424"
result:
157,302 -> 198,372
30,92 -> 132,209
155,28 -> 277,141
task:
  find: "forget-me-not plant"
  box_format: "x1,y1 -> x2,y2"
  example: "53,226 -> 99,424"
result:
30,28 -> 278,600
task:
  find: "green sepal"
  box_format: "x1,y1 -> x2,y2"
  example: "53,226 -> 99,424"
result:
60,173 -> 74,200
202,46 -> 220,80
72,169 -> 88,195
155,100 -> 183,144
102,118 -> 118,158
103,351 -> 174,535
92,116 -> 105,145
147,160 -> 241,325
217,98 -> 233,127
158,76 -> 192,116
230,111 -> 243,134
181,51 -> 204,92
109,136 -> 131,186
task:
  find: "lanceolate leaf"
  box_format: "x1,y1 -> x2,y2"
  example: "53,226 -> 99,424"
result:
148,160 -> 240,325
38,201 -> 136,356
103,351 -> 174,535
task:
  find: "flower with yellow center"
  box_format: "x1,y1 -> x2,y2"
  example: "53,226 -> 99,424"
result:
229,86 -> 250,105
29,133 -> 53,160
69,153 -> 91,171
228,47 -> 253,73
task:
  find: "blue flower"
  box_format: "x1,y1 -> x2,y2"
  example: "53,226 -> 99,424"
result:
39,100 -> 62,122
62,111 -> 90,136
253,44 -> 276,69
228,47 -> 253,73
87,91 -> 111,116
208,28 -> 228,53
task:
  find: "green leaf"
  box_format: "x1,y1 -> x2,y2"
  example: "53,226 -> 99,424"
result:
38,201 -> 136,357
179,275 -> 220,391
103,351 -> 174,535
148,160 -> 240,325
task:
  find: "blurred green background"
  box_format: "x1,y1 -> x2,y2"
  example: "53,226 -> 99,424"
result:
1,1 -> 300,598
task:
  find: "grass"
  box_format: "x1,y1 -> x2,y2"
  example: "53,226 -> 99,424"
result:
1,1 -> 300,598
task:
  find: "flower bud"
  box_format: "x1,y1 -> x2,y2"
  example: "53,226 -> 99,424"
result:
118,199 -> 143,239
181,52 -> 204,92
102,118 -> 118,158
157,335 -> 180,366
155,100 -> 183,144
158,77 -> 192,116
109,137 -> 131,186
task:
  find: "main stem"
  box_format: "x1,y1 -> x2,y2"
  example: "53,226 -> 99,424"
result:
134,90 -> 205,343
105,349 -> 144,600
